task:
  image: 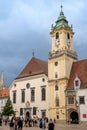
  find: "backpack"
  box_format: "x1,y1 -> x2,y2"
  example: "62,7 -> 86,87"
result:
10,120 -> 14,127
39,121 -> 42,128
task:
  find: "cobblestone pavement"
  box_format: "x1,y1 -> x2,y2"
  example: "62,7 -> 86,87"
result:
1,123 -> 87,130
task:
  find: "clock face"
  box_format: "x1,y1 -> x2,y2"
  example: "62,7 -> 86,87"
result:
55,38 -> 60,45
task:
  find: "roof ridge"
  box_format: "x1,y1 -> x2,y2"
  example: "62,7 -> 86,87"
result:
16,57 -> 48,79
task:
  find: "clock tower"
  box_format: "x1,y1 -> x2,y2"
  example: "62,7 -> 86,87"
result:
48,6 -> 78,123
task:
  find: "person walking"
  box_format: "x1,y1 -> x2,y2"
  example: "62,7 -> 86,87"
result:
9,117 -> 14,130
48,119 -> 54,130
39,116 -> 46,130
17,117 -> 23,130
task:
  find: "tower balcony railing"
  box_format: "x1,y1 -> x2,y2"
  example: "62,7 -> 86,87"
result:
49,49 -> 77,60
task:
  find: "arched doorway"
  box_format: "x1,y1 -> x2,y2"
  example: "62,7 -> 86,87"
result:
70,111 -> 79,124
26,111 -> 30,118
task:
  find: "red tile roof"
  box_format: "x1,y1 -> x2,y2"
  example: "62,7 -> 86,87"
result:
67,59 -> 87,90
0,88 -> 9,98
16,57 -> 48,79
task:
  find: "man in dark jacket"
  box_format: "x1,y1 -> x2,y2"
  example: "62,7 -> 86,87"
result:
48,119 -> 54,130
17,117 -> 23,130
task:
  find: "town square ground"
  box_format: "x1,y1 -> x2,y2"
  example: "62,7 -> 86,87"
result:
1,123 -> 87,130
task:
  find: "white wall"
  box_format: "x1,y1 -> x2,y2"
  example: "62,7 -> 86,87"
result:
76,89 -> 87,121
10,74 -> 49,119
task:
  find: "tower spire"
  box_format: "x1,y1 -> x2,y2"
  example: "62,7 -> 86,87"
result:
61,5 -> 63,12
0,71 -> 5,90
50,5 -> 71,31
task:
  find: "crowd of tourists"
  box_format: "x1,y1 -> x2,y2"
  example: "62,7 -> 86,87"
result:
0,115 -> 55,130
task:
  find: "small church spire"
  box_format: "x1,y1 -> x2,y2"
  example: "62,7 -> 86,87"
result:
1,71 -> 4,81
32,49 -> 35,57
0,71 -> 5,90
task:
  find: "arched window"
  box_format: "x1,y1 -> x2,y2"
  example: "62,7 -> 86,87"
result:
57,115 -> 59,119
13,91 -> 16,103
20,108 -> 23,115
56,32 -> 59,39
31,89 -> 35,102
74,76 -> 81,90
55,72 -> 58,78
67,33 -> 70,39
33,107 -> 36,115
26,83 -> 30,89
41,87 -> 46,101
55,62 -> 58,66
55,85 -> 58,91
21,90 -> 25,103
55,96 -> 59,107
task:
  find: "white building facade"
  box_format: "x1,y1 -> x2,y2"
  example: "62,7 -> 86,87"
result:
10,57 -> 49,119
76,89 -> 87,122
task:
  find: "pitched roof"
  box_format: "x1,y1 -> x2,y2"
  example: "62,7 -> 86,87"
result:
16,57 -> 48,79
67,59 -> 87,90
0,88 -> 9,98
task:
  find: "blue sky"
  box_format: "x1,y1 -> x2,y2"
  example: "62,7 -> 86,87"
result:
0,0 -> 87,86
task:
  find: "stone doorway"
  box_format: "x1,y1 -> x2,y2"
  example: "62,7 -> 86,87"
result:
26,111 -> 30,118
70,111 -> 79,124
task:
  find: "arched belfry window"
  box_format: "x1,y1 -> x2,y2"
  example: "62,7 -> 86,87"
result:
67,33 -> 70,39
56,32 -> 59,39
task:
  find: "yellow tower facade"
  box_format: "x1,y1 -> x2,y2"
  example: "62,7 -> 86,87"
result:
48,6 -> 78,123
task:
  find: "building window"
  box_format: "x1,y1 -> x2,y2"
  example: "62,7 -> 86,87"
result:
21,90 -> 25,103
67,33 -> 70,39
55,72 -> 58,78
13,91 -> 16,104
20,108 -> 23,116
79,96 -> 85,104
55,62 -> 58,66
31,89 -> 35,102
74,76 -> 81,90
26,83 -> 30,89
56,32 -> 59,39
55,85 -> 58,91
75,80 -> 79,86
55,96 -> 59,107
14,84 -> 16,87
42,78 -> 45,82
33,107 -> 36,115
41,110 -> 46,117
57,115 -> 59,119
68,97 -> 74,104
41,87 -> 46,101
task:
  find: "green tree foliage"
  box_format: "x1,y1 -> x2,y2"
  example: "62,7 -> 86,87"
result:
2,97 -> 14,116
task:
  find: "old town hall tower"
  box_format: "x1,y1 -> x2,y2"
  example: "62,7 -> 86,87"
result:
48,6 -> 77,122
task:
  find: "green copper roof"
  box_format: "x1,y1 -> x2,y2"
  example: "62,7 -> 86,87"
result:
53,6 -> 71,30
